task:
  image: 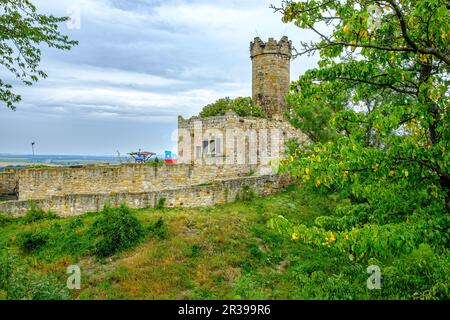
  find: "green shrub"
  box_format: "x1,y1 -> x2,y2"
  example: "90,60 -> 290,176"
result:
0,214 -> 14,227
68,217 -> 84,229
382,244 -> 450,300
16,229 -> 49,253
47,221 -> 93,258
19,219 -> 93,259
90,205 -> 144,257
146,217 -> 168,239
236,185 -> 256,202
189,244 -> 202,258
22,204 -> 58,224
0,252 -> 68,300
294,270 -> 363,300
156,197 -> 166,209
246,169 -> 255,176
29,275 -> 69,300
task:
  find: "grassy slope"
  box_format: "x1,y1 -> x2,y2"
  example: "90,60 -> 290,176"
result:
0,185 -> 386,300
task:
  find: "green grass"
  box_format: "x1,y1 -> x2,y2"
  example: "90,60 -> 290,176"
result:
0,185 -> 445,300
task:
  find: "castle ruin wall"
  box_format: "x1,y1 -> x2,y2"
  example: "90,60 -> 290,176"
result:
14,163 -> 262,201
0,169 -> 18,195
0,174 -> 291,217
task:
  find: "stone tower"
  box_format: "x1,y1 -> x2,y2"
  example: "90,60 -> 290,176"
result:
250,36 -> 292,118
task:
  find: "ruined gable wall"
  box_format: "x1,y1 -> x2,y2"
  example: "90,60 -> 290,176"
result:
177,112 -> 306,165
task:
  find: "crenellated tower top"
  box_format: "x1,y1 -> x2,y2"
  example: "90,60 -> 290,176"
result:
250,36 -> 292,59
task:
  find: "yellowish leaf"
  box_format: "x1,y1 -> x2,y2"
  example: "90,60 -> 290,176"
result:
329,232 -> 336,243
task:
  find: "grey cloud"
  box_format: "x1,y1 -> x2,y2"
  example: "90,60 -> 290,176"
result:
0,0 -> 320,155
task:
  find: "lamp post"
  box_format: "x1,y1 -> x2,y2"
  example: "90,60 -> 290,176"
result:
31,142 -> 35,163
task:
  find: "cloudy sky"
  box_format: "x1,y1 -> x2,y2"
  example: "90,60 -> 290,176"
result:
0,0 -> 319,156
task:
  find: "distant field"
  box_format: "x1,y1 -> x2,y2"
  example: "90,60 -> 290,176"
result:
0,154 -> 121,169
0,162 -> 60,168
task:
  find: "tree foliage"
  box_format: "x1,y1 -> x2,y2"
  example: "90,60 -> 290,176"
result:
0,0 -> 78,110
199,97 -> 266,118
270,0 -> 449,283
276,0 -> 449,208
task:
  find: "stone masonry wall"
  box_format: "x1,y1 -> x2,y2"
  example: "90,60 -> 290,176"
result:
0,174 -> 291,217
16,163 -> 260,201
0,170 -> 17,195
177,111 -> 306,166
